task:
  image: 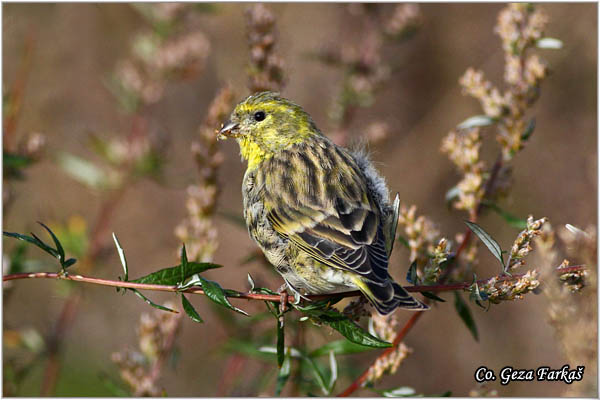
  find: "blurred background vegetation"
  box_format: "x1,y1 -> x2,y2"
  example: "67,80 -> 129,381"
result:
2,3 -> 597,397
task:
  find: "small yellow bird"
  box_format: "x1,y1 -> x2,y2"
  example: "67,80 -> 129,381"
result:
219,91 -> 427,314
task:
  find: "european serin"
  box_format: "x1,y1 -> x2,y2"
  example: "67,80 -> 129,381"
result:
218,91 -> 427,314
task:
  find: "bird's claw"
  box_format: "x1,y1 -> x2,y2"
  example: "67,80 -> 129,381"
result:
278,281 -> 309,307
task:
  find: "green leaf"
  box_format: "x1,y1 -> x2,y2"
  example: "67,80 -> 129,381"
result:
483,202 -> 527,229
247,273 -> 256,291
218,210 -> 247,228
275,348 -> 291,396
181,293 -> 203,323
521,118 -> 536,141
327,351 -> 338,393
197,276 -> 248,316
445,185 -> 461,207
99,372 -> 131,397
63,258 -> 77,268
381,386 -> 417,397
260,345 -> 331,394
104,75 -> 140,114
453,292 -> 478,341
276,317 -> 285,367
38,225 -> 65,269
536,37 -> 563,49
3,230 -> 61,261
464,220 -> 504,268
397,235 -> 410,248
457,115 -> 496,130
309,339 -> 374,357
3,152 -> 33,174
57,152 -> 113,190
224,339 -> 276,361
6,242 -> 28,274
300,355 -> 329,395
131,262 -> 222,285
132,289 -> 178,313
180,244 -> 188,284
302,308 -> 391,348
406,261 -> 417,284
112,233 -> 128,281
421,291 -> 445,302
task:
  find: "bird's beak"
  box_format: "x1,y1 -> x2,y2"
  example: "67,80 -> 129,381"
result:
217,121 -> 240,140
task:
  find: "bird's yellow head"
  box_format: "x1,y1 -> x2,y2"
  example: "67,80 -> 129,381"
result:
218,91 -> 321,169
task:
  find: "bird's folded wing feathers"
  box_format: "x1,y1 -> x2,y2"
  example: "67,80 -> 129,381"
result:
267,187 -> 391,284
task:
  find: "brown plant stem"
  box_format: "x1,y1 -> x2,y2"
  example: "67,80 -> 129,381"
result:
38,183 -> 132,396
2,265 -> 584,304
40,292 -> 81,396
3,30 -> 35,152
337,310 -> 424,397
216,354 -> 246,396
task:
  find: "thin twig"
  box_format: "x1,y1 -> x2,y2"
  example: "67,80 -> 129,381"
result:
337,311 -> 424,397
3,30 -> 35,152
2,265 -> 584,304
39,132 -> 137,395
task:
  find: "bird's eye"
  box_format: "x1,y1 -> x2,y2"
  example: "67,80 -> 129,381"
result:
253,111 -> 266,122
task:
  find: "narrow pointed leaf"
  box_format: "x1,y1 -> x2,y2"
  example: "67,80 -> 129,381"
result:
397,235 -> 410,248
4,231 -> 58,259
464,220 -> 504,268
301,308 -> 391,348
309,339 -> 374,357
131,262 -> 222,285
30,232 -> 59,258
454,292 -> 478,341
198,276 -> 248,316
276,317 -> 285,367
406,260 -> 417,284
181,294 -> 203,323
536,37 -> 563,49
301,355 -> 329,395
445,185 -> 461,207
3,152 -> 32,169
218,210 -> 247,228
57,152 -> 111,189
38,222 -> 65,263
521,118 -> 536,141
483,202 -> 527,229
328,351 -> 338,393
132,289 -> 178,313
247,273 -> 256,291
421,291 -> 445,302
112,233 -> 128,281
381,386 -> 417,397
275,348 -> 291,396
180,244 -> 188,284
457,115 -> 496,129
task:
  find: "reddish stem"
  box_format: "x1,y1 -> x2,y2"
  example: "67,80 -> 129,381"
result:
3,30 -> 35,152
337,311 -> 424,397
2,265 -> 584,303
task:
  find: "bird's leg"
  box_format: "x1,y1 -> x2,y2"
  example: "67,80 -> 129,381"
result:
277,283 -> 289,314
279,279 -> 308,305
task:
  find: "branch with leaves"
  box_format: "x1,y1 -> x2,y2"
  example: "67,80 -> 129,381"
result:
2,221 -> 587,358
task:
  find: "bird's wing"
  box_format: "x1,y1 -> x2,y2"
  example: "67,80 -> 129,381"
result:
263,145 -> 391,287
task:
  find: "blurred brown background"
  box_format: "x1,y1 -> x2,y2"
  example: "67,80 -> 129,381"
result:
3,3 -> 597,397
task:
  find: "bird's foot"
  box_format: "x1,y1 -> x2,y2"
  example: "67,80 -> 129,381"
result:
278,281 -> 307,306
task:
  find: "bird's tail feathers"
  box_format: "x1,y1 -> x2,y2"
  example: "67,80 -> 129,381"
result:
352,277 -> 429,315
